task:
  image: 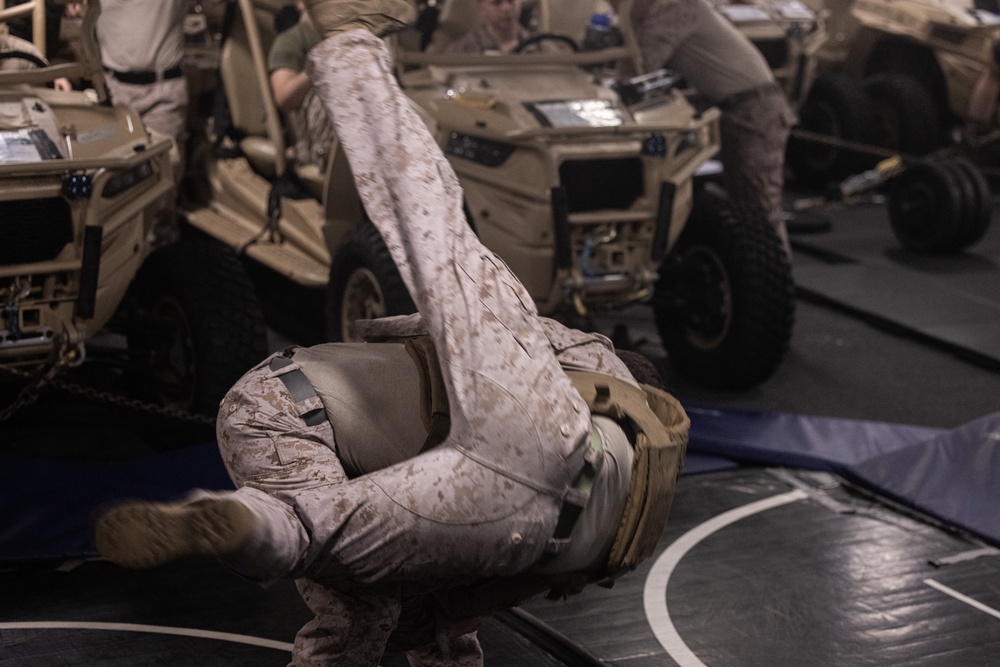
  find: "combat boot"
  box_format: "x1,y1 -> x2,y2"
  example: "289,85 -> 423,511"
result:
94,497 -> 256,569
302,0 -> 416,39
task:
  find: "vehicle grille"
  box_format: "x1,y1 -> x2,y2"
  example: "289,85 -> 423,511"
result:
559,158 -> 644,213
753,39 -> 789,70
0,198 -> 74,266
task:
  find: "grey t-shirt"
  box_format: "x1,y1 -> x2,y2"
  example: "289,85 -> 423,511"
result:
631,0 -> 775,102
96,0 -> 187,72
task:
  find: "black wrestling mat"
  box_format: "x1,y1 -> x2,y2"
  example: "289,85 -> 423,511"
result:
522,468 -> 1000,667
3,468 -> 998,666
789,198 -> 1000,370
0,560 -> 580,667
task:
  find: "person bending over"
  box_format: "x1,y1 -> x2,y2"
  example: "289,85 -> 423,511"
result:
94,1 -> 688,664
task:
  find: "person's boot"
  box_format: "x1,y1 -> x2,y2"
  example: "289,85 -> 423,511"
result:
94,498 -> 256,569
302,0 -> 416,39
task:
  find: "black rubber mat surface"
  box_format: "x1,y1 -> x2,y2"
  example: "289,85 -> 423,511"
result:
790,198 -> 1000,369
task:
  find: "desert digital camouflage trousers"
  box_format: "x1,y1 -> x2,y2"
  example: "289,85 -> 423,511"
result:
719,92 -> 795,254
214,29 -> 593,666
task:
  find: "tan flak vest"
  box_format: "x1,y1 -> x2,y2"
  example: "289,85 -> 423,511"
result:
563,369 -> 688,582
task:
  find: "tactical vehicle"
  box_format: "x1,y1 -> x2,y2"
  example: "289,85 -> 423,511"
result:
790,0 -> 1000,181
181,0 -> 795,389
0,0 -> 267,417
775,0 -> 996,252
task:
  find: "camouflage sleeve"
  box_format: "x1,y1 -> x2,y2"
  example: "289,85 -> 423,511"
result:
354,313 -> 428,341
537,317 -> 639,386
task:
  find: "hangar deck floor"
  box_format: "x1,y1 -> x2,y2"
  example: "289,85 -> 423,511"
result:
2,187 -> 999,666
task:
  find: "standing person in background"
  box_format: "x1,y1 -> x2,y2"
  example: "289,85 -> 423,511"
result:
611,0 -> 795,256
268,0 -> 334,170
86,0 -> 189,198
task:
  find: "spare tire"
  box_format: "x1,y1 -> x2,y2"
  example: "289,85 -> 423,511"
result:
945,158 -> 992,248
888,162 -> 967,253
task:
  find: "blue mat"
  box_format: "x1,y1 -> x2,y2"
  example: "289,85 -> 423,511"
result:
2,408 -> 998,563
687,406 -> 999,545
0,444 -> 234,564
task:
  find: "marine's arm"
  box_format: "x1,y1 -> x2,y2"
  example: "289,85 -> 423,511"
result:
270,67 -> 313,113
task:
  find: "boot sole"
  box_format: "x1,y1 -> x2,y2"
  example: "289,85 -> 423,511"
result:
94,499 -> 254,569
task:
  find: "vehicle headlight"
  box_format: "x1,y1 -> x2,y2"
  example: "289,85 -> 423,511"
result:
526,100 -> 627,128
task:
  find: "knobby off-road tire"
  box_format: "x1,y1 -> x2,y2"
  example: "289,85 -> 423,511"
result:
326,222 -> 416,342
787,73 -> 879,187
652,186 -> 796,390
126,238 -> 269,415
864,73 -> 941,157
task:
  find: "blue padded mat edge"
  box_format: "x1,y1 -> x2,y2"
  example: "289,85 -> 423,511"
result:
2,407 -> 998,563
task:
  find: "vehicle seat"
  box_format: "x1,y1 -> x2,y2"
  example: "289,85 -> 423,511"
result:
219,5 -> 283,177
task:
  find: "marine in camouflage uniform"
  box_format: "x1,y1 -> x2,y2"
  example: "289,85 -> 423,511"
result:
95,4 -> 687,665
613,0 -> 796,255
268,6 -> 336,169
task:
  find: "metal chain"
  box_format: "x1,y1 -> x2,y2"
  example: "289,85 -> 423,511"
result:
0,355 -> 215,426
46,375 -> 216,425
0,355 -> 72,422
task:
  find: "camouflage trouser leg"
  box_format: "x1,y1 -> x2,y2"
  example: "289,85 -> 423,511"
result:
404,631 -> 484,667
719,92 -> 796,256
215,356 -> 346,582
292,577 -> 401,667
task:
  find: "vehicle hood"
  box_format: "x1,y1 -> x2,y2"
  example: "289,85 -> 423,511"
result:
0,87 -> 148,165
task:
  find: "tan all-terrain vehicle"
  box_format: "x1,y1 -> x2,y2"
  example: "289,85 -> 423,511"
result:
777,0 -> 996,252
789,0 -> 1000,182
0,0 -> 267,417
181,0 -> 795,389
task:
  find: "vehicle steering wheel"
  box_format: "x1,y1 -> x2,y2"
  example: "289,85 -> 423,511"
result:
512,33 -> 580,54
0,50 -> 50,69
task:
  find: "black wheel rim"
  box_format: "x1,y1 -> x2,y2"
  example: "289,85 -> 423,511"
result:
341,267 -> 386,342
678,246 -> 733,350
